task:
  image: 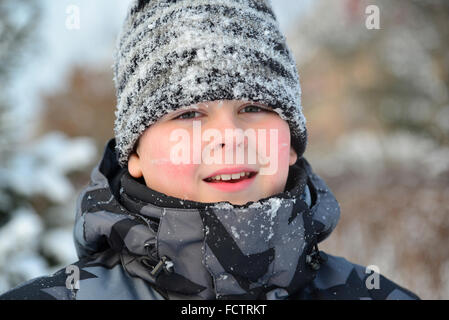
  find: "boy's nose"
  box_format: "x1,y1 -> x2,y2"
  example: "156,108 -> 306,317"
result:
207,136 -> 249,160
203,112 -> 249,150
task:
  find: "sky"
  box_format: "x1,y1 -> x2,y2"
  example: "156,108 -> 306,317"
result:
9,0 -> 314,141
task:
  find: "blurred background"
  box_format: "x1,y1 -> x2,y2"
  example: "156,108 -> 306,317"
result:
0,0 -> 447,299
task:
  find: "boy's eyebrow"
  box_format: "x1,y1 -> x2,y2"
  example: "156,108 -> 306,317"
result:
239,101 -> 273,110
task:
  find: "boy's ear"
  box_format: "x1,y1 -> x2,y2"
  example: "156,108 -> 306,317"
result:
128,153 -> 143,178
289,146 -> 298,166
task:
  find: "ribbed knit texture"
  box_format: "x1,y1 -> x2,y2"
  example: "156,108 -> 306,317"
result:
112,0 -> 307,166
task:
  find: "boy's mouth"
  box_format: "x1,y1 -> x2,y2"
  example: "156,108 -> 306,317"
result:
202,168 -> 258,192
203,171 -> 257,183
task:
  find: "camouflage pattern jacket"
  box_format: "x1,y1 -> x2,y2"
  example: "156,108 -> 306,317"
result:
0,139 -> 419,300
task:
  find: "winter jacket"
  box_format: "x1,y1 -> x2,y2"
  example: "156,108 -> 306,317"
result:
0,139 -> 419,300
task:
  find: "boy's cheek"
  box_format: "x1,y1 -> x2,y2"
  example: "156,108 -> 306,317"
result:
142,159 -> 199,198
158,162 -> 198,181
278,130 -> 292,164
146,145 -> 198,180
258,122 -> 291,162
141,127 -> 197,181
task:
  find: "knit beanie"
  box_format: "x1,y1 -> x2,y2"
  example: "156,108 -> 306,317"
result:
112,0 -> 307,167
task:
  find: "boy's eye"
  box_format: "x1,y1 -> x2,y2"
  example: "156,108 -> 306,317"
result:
240,105 -> 269,113
174,111 -> 203,120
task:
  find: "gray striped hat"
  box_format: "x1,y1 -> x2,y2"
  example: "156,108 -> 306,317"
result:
112,0 -> 307,167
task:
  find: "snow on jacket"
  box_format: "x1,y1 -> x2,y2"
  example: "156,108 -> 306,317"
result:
0,139 -> 419,300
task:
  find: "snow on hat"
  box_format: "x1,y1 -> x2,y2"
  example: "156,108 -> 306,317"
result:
112,0 -> 307,167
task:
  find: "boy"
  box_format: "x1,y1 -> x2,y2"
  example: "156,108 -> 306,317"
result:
1,0 -> 418,300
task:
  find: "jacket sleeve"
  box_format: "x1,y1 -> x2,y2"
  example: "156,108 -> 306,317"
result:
308,253 -> 420,300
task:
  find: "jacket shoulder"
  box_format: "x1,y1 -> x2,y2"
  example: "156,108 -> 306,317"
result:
309,253 -> 420,300
0,262 -> 82,300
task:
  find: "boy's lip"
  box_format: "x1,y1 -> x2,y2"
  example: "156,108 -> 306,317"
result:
202,166 -> 258,193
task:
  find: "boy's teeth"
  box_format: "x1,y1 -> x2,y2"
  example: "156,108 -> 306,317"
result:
231,173 -> 241,179
208,172 -> 252,181
221,174 -> 231,181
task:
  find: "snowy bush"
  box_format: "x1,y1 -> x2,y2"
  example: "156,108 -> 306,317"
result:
0,132 -> 97,293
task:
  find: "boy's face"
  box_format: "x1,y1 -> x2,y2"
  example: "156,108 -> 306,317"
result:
128,100 -> 297,205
